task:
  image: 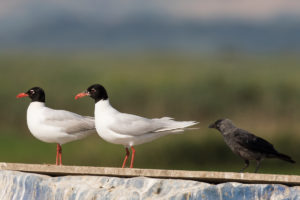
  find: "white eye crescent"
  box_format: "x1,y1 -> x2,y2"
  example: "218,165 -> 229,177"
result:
30,90 -> 35,94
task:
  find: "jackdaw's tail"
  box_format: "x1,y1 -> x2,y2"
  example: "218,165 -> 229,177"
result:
276,152 -> 295,163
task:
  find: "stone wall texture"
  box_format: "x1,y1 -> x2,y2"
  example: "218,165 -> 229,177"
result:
0,170 -> 299,200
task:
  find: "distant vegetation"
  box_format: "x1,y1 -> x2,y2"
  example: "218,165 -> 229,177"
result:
0,52 -> 299,174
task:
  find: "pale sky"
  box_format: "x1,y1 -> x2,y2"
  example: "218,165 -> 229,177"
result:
0,0 -> 300,21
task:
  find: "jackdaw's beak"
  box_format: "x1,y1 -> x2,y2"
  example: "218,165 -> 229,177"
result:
208,123 -> 216,129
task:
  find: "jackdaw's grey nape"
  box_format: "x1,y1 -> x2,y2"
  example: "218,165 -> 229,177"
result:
209,119 -> 295,173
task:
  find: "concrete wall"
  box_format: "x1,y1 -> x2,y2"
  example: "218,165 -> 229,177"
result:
0,170 -> 299,200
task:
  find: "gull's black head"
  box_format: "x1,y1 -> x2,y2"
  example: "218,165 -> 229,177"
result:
86,84 -> 108,103
26,87 -> 46,102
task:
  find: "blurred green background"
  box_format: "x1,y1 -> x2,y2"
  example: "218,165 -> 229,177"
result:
0,52 -> 299,174
1,0 -> 300,175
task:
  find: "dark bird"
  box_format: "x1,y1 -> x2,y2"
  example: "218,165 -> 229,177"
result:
209,118 -> 295,173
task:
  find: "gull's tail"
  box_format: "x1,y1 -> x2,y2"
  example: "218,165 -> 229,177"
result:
153,117 -> 199,133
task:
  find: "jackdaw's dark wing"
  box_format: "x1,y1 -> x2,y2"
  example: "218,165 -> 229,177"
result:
233,129 -> 278,155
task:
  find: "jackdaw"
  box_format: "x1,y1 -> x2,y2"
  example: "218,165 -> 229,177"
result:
209,118 -> 295,173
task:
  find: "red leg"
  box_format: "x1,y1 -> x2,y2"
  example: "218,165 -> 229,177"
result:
56,144 -> 62,166
130,146 -> 135,168
122,147 -> 130,168
56,145 -> 59,165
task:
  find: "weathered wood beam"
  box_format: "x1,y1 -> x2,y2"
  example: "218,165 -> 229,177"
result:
0,162 -> 299,186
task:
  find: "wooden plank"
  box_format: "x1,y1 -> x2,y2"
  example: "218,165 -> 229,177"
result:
0,162 -> 299,186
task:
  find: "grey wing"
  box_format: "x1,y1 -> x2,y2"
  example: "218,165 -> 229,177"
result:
63,116 -> 95,134
43,109 -> 95,135
108,113 -> 163,136
233,129 -> 278,154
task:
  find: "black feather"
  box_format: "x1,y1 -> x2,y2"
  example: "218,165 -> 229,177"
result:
233,129 -> 278,155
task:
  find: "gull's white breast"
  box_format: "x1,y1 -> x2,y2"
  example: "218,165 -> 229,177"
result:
94,100 -> 198,147
27,102 -> 94,144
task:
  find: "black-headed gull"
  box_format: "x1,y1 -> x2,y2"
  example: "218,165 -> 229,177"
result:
17,87 -> 95,165
75,84 -> 198,168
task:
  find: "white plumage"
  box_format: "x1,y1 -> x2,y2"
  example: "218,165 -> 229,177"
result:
27,102 -> 95,145
76,83 -> 199,168
17,87 -> 95,165
94,100 -> 197,147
